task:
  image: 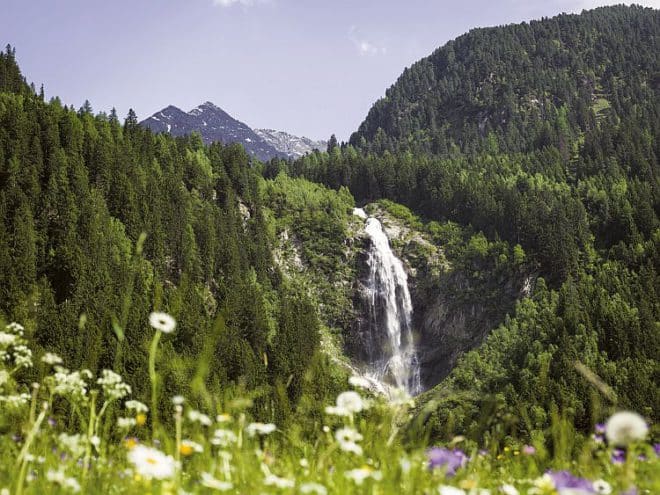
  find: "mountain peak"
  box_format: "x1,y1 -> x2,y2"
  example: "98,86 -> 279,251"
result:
190,101 -> 224,115
141,102 -> 325,161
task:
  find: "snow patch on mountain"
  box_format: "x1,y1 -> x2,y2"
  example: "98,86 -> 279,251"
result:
254,129 -> 327,159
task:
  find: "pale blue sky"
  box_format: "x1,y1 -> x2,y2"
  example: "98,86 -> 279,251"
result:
1,0 -> 657,140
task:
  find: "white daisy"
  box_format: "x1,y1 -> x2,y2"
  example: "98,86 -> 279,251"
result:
148,312 -> 176,333
438,487 -> 466,495
592,480 -> 612,495
264,474 -> 295,489
344,467 -> 382,485
300,482 -> 327,495
246,422 -> 277,437
200,472 -> 233,491
336,391 -> 365,414
605,411 -> 648,446
335,427 -> 364,455
127,445 -> 176,480
211,428 -> 238,447
187,409 -> 212,426
500,484 -> 519,495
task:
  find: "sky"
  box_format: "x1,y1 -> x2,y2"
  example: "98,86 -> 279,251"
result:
1,0 -> 658,141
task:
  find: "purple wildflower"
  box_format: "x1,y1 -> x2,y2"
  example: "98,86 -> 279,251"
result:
47,417 -> 57,427
595,423 -> 606,434
654,444 -> 660,457
611,449 -> 626,464
547,471 -> 595,493
522,445 -> 536,455
426,447 -> 468,476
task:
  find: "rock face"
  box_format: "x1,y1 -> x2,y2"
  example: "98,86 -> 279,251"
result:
411,271 -> 527,386
140,102 -> 287,161
254,129 -> 327,159
350,206 -> 531,391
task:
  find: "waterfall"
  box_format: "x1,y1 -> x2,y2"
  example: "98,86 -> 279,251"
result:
353,208 -> 421,395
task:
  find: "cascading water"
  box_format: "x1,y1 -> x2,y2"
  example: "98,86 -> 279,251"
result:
353,208 -> 421,395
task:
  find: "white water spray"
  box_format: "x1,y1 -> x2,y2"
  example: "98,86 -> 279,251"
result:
353,208 -> 421,395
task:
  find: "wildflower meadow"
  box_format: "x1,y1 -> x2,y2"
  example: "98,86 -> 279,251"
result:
0,316 -> 658,494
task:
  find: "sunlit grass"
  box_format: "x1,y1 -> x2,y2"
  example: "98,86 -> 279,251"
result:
0,318 -> 658,494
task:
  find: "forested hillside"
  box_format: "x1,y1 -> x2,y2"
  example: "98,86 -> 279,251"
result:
276,5 -> 659,437
0,46 -> 340,425
351,5 -> 659,158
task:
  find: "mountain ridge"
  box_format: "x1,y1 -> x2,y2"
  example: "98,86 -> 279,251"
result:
141,102 -> 325,161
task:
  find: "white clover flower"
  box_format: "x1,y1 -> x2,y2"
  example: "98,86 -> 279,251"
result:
335,427 -> 363,455
97,369 -> 131,400
246,422 -> 277,437
48,367 -> 89,403
46,468 -> 81,493
200,472 -> 233,491
41,352 -> 63,366
344,467 -> 382,485
6,322 -> 24,334
149,312 -> 176,333
125,400 -> 148,413
117,417 -> 137,429
0,332 -> 17,347
127,445 -> 176,480
211,429 -> 238,447
349,376 -> 372,390
12,345 -> 33,368
605,411 -> 648,446
438,487 -> 466,495
300,482 -> 327,495
0,393 -> 31,408
171,395 -> 185,406
263,474 -> 295,489
187,409 -> 212,426
592,480 -> 612,495
400,457 -> 412,474
336,391 -> 365,413
500,484 -> 519,495
58,433 -> 86,459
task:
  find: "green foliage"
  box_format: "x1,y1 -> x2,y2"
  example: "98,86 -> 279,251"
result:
0,67 -> 332,423
351,6 -> 659,159
277,5 -> 659,438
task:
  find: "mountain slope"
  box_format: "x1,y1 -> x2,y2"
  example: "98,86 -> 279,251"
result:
254,129 -> 327,158
141,102 -> 287,161
350,5 -> 660,156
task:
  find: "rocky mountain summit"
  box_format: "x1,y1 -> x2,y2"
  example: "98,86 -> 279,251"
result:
254,128 -> 326,159
141,102 -> 324,161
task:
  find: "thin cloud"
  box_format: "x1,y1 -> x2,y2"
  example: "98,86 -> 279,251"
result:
213,0 -> 263,7
348,26 -> 386,57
